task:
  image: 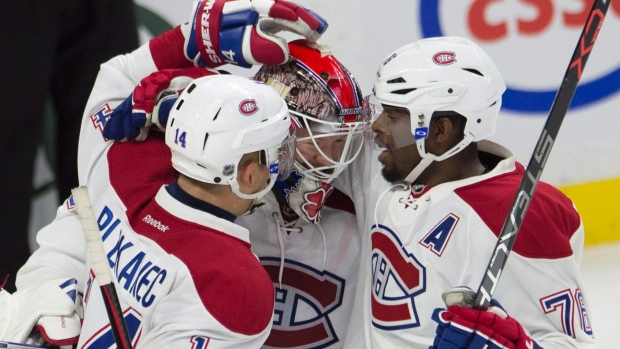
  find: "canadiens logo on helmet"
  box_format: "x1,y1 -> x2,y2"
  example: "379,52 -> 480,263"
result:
239,99 -> 259,116
432,51 -> 457,65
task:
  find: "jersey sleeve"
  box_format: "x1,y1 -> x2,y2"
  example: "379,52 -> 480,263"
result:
77,43 -> 159,190
138,258 -> 272,349
457,180 -> 597,348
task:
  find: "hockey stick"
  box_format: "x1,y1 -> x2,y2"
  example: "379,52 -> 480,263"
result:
472,0 -> 611,310
71,187 -> 133,349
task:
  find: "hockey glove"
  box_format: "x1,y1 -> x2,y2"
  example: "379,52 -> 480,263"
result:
430,287 -> 541,349
103,67 -> 216,141
150,0 -> 328,70
0,278 -> 81,347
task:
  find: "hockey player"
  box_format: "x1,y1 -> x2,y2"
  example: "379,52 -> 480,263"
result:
0,0 -> 327,347
1,73 -> 294,348
237,40 -> 368,349
342,37 -> 596,348
106,38 -> 369,349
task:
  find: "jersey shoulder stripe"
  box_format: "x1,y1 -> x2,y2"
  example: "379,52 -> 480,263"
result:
455,163 -> 581,259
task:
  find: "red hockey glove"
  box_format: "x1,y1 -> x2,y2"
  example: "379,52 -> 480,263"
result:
431,293 -> 542,349
103,67 -> 216,141
150,0 -> 328,70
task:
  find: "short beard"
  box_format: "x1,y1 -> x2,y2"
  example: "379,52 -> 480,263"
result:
381,167 -> 403,183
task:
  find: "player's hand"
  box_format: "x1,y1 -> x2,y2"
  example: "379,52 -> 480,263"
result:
0,278 -> 81,346
103,67 -> 216,142
431,288 -> 541,349
150,0 -> 328,70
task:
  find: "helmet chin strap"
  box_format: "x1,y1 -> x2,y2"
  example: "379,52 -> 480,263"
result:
404,156 -> 435,183
229,173 -> 278,215
403,133 -> 475,184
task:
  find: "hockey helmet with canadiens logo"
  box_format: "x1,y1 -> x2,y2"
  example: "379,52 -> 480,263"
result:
165,75 -> 296,200
254,39 -> 370,183
370,37 -> 506,182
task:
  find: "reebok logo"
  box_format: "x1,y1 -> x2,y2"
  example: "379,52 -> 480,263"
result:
142,215 -> 170,232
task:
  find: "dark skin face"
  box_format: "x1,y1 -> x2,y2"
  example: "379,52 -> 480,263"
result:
371,105 -> 486,185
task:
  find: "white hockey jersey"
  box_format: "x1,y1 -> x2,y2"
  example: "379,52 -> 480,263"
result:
343,141 -> 596,349
17,45 -> 275,348
236,177 -> 360,349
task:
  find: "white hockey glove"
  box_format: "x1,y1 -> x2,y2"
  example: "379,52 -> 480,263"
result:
0,278 -> 82,347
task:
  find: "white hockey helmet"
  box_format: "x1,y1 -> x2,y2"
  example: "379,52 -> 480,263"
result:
165,75 -> 295,200
370,37 -> 506,182
254,39 -> 369,183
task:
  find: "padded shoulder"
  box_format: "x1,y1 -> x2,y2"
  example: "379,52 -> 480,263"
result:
157,225 -> 274,335
455,165 -> 581,259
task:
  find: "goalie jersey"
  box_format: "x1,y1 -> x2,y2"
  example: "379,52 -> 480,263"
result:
235,183 -> 361,349
16,45 -> 274,348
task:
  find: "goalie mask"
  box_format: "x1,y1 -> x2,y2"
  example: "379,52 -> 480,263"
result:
255,39 -> 369,183
165,75 -> 295,202
254,39 -> 369,223
368,36 -> 506,183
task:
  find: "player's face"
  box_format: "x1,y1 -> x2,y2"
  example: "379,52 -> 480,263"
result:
295,128 -> 346,174
371,105 -> 419,182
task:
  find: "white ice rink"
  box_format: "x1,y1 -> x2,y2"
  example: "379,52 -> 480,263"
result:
580,241 -> 620,349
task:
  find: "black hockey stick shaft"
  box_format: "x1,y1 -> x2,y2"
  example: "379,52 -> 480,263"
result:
473,0 -> 610,310
72,187 -> 134,349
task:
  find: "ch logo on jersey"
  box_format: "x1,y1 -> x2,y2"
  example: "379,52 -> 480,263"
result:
260,258 -> 345,349
90,103 -> 113,140
371,224 -> 426,330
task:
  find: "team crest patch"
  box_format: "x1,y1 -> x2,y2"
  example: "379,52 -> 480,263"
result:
370,224 -> 426,330
260,257 -> 345,348
90,103 -> 113,140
